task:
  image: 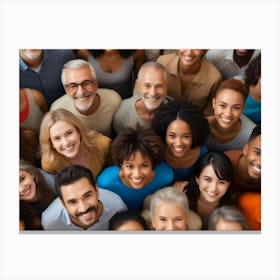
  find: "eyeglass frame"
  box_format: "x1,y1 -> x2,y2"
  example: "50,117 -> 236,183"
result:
64,79 -> 96,93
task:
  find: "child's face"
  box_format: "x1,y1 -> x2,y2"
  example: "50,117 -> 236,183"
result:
243,135 -> 261,180
120,151 -> 155,189
196,164 -> 230,204
166,119 -> 193,158
212,89 -> 244,129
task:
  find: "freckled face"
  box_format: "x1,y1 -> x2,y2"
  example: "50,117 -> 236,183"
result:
166,119 -> 193,158
196,164 -> 230,204
120,151 -> 155,189
212,89 -> 244,129
49,121 -> 81,159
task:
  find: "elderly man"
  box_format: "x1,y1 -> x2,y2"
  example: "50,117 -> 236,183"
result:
113,61 -> 170,134
51,59 -> 121,137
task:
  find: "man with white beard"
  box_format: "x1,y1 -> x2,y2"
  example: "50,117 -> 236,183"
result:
50,59 -> 121,138
113,61 -> 170,134
19,49 -> 75,107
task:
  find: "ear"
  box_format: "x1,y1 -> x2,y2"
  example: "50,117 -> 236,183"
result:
243,143 -> 249,156
136,79 -> 140,91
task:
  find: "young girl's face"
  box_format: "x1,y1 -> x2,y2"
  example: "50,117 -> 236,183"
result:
166,119 -> 193,158
120,151 -> 155,189
49,120 -> 81,159
212,89 -> 244,129
152,202 -> 188,231
196,164 -> 230,204
19,170 -> 37,201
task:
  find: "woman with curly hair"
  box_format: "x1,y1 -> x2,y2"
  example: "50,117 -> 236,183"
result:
39,108 -> 111,178
97,125 -> 174,211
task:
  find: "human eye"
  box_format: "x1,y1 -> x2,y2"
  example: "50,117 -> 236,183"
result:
168,133 -> 175,139
67,200 -> 76,206
66,130 -> 73,136
19,175 -> 25,182
219,103 -> 226,108
52,136 -> 60,142
125,164 -> 133,169
159,217 -> 166,222
254,148 -> 261,155
82,80 -> 93,87
183,134 -> 191,139
233,105 -> 241,110
175,217 -> 183,221
219,180 -> 227,185
67,83 -> 78,91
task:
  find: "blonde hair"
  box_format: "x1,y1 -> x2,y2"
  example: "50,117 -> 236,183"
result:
39,109 -> 103,173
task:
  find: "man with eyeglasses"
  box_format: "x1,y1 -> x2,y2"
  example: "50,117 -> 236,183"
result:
50,59 -> 121,137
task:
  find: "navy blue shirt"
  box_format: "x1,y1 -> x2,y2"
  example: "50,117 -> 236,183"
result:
20,49 -> 75,107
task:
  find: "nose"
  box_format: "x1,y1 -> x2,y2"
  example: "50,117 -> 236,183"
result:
132,168 -> 141,178
175,137 -> 183,146
78,201 -> 88,213
165,221 -> 175,231
76,84 -> 86,95
19,183 -> 25,194
61,137 -> 69,147
149,86 -> 157,96
224,107 -> 232,117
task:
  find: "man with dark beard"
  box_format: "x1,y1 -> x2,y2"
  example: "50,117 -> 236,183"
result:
41,165 -> 127,230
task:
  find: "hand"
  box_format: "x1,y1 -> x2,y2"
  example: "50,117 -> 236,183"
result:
173,181 -> 189,192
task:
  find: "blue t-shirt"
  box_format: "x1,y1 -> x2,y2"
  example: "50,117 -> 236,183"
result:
166,145 -> 208,182
243,94 -> 261,124
97,162 -> 174,211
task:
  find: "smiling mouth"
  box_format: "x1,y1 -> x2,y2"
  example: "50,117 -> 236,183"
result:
20,186 -> 31,197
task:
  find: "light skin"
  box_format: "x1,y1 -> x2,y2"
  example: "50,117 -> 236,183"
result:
215,218 -> 243,231
64,66 -> 99,114
119,151 -> 155,189
152,202 -> 188,231
60,177 -> 102,229
19,49 -> 43,68
49,120 -> 81,160
196,164 -> 230,204
136,67 -> 167,113
241,135 -> 261,181
19,170 -> 37,201
115,221 -> 145,231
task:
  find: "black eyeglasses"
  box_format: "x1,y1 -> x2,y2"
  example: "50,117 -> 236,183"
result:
65,80 -> 95,93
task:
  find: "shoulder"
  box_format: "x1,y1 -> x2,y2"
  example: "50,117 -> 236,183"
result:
98,88 -> 121,103
41,198 -> 65,229
50,95 -> 72,110
97,166 -> 120,185
99,188 -> 127,209
157,53 -> 178,67
154,163 -> 174,180
201,59 -> 222,79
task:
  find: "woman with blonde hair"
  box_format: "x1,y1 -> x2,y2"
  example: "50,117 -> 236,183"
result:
141,186 -> 202,231
39,108 -> 111,178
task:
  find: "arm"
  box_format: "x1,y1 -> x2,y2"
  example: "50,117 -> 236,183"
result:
31,89 -> 49,113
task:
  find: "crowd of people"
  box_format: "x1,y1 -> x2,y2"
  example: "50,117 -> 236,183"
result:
19,49 -> 261,231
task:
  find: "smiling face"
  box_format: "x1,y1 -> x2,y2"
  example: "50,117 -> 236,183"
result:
212,89 -> 244,129
49,120 -> 81,159
152,202 -> 188,231
243,135 -> 261,180
64,66 -> 98,112
178,49 -> 206,68
166,119 -> 193,158
120,151 -> 155,189
137,67 -> 167,110
196,164 -> 230,204
19,170 -> 37,201
61,177 -> 100,229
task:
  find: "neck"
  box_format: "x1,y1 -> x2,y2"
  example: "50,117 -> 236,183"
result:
75,94 -> 99,116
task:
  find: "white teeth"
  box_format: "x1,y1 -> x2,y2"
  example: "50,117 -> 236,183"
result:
20,187 -> 31,196
132,178 -> 142,183
183,55 -> 193,62
174,147 -> 184,152
207,191 -> 217,197
146,96 -> 160,100
75,94 -> 90,100
64,145 -> 74,151
253,164 -> 261,173
221,117 -> 232,123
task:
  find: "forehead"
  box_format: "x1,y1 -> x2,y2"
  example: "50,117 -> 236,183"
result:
249,135 -> 261,148
200,164 -> 218,177
49,120 -> 77,136
19,169 -> 31,176
123,150 -> 151,163
167,119 -> 192,132
154,202 -> 187,217
64,66 -> 93,81
140,67 -> 165,82
61,177 -> 96,200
